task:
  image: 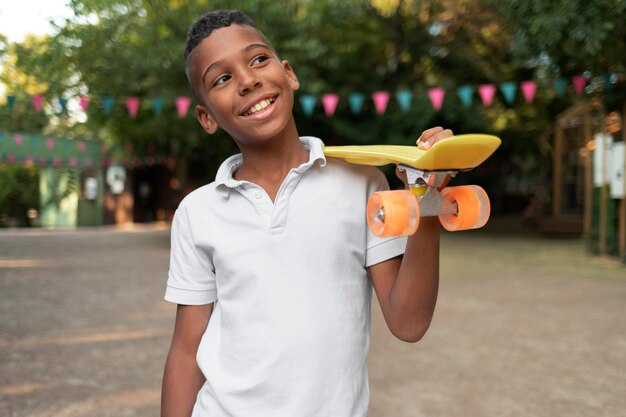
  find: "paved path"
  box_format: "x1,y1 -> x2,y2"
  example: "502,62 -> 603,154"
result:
1,223 -> 625,417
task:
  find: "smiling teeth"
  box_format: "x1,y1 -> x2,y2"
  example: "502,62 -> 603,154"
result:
247,98 -> 274,115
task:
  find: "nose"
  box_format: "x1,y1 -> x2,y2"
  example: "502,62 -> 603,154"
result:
238,69 -> 261,95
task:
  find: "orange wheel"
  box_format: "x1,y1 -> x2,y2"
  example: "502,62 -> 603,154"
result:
438,185 -> 490,231
367,190 -> 419,237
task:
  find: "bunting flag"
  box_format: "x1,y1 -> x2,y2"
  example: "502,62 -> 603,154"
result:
499,82 -> 517,105
299,94 -> 316,117
427,88 -> 445,111
126,96 -> 140,118
348,93 -> 364,115
555,78 -> 567,98
603,74 -> 613,91
372,91 -> 390,114
32,95 -> 44,112
457,85 -> 474,108
77,141 -> 86,153
396,90 -> 412,112
151,97 -> 164,116
322,94 -> 339,117
572,75 -> 586,95
79,95 -> 90,112
478,84 -> 496,107
103,96 -> 115,115
7,95 -> 16,110
58,97 -> 68,112
521,81 -> 537,103
46,138 -> 55,150
14,134 -> 23,146
175,96 -> 191,118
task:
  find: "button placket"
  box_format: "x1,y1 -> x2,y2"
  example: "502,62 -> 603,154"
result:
269,172 -> 302,233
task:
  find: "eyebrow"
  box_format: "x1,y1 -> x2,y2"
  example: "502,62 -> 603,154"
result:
201,43 -> 272,85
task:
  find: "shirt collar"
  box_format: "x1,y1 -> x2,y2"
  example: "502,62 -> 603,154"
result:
215,136 -> 327,197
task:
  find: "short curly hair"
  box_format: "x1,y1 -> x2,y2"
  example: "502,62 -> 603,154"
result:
183,10 -> 258,63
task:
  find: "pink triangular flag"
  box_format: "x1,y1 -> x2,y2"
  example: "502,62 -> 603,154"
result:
322,94 -> 339,117
32,95 -> 44,112
77,140 -> 86,153
520,81 -> 537,103
79,95 -> 90,112
372,91 -> 390,114
14,134 -> 23,146
46,138 -> 55,150
572,75 -> 586,95
427,88 -> 446,111
478,84 -> 496,107
126,97 -> 140,118
175,96 -> 191,118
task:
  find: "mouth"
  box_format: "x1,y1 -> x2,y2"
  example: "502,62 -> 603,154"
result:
242,96 -> 277,117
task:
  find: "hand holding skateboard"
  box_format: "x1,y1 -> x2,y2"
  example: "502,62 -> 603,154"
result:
322,133 -> 501,237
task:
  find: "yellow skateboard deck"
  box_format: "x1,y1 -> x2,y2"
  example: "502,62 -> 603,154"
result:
322,134 -> 501,171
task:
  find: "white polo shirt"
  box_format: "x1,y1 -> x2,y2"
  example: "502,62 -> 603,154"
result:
166,136 -> 406,417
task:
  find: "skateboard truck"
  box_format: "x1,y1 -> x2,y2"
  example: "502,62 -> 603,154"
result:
398,164 -> 458,218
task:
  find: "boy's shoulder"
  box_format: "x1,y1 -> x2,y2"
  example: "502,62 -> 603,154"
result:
322,154 -> 388,185
177,181 -> 223,212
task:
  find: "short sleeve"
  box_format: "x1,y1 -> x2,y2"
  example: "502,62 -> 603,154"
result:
364,169 -> 407,267
165,206 -> 217,305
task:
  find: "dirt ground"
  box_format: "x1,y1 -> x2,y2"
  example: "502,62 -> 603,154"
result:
1,219 -> 625,417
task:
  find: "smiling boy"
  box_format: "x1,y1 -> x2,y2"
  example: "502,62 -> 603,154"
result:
162,9 -> 451,417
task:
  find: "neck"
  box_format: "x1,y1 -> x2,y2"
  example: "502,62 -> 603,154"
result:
234,121 -> 308,183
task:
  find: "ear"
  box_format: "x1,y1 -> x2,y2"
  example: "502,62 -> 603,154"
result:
282,60 -> 300,91
195,105 -> 219,134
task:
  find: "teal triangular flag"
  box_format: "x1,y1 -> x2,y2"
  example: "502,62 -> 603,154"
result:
299,94 -> 316,117
499,82 -> 517,105
396,90 -> 413,112
603,74 -> 614,91
555,78 -> 567,98
58,97 -> 68,112
348,93 -> 364,115
457,85 -> 474,108
103,96 -> 115,115
7,95 -> 16,110
151,97 -> 164,116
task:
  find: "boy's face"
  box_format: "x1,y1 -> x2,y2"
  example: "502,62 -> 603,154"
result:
188,24 -> 300,145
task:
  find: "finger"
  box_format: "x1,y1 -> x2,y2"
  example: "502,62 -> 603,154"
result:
417,126 -> 444,144
418,129 -> 454,149
431,129 -> 454,142
395,167 -> 409,188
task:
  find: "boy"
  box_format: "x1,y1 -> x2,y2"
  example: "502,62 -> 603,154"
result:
162,9 -> 452,417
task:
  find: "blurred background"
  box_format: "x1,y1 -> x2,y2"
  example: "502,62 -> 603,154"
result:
0,0 -> 624,257
1,1 -> 625,416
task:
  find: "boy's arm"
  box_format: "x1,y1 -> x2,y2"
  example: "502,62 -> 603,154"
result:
368,127 -> 452,343
369,218 -> 440,343
161,303 -> 213,417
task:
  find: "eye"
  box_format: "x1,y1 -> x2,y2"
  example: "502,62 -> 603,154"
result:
212,74 -> 231,87
251,55 -> 269,66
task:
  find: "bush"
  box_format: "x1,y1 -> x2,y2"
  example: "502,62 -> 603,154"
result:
0,165 -> 40,227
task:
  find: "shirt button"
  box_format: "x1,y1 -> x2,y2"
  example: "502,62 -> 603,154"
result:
255,192 -> 263,199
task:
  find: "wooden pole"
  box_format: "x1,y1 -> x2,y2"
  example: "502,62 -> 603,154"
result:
619,101 -> 626,262
597,111 -> 607,256
584,132 -> 593,237
553,120 -> 563,219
